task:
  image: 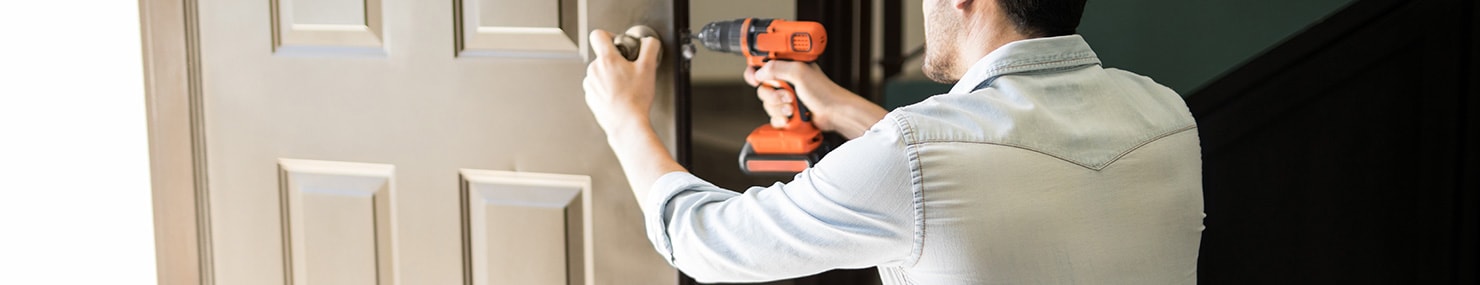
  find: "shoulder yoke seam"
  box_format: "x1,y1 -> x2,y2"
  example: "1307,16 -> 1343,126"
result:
905,124 -> 1198,171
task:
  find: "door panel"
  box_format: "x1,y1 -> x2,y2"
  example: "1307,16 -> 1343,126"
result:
461,170 -> 589,285
197,0 -> 677,284
270,0 -> 385,51
455,0 -> 581,57
278,159 -> 395,285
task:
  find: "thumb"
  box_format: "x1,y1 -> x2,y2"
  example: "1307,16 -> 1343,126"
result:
743,67 -> 760,86
636,37 -> 662,68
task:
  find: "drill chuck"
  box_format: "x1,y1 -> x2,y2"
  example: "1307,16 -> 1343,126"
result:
695,19 -> 746,54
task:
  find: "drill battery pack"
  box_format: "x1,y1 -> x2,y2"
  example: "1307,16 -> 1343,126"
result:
739,133 -> 843,176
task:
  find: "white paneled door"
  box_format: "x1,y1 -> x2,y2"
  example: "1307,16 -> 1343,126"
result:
182,0 -> 678,284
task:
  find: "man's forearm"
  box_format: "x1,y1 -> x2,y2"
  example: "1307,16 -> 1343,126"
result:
831,98 -> 889,139
605,116 -> 687,209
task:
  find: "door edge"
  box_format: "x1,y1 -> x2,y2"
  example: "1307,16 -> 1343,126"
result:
140,0 -> 213,284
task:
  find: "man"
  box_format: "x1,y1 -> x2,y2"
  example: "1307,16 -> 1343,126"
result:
582,0 -> 1204,283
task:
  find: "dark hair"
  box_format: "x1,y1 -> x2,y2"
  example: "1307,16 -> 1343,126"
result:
997,0 -> 1088,37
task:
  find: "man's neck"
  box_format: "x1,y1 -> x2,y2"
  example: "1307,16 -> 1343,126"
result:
956,23 -> 1030,76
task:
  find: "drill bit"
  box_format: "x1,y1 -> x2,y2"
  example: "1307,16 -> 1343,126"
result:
681,29 -> 698,60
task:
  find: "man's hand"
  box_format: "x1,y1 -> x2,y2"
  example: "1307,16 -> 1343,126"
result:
584,29 -> 661,136
745,61 -> 888,139
582,29 -> 685,208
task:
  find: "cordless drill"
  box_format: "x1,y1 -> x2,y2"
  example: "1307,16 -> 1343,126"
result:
694,18 -> 831,175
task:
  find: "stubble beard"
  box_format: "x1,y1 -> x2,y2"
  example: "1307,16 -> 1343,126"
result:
922,3 -> 962,84
923,42 -> 958,84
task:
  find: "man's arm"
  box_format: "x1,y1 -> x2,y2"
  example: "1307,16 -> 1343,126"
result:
581,30 -> 684,205
643,115 -> 916,282
746,61 -> 889,139
584,29 -> 916,282
603,118 -> 685,209
584,29 -> 885,200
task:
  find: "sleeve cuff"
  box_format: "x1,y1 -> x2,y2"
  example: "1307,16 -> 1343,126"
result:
643,171 -> 717,265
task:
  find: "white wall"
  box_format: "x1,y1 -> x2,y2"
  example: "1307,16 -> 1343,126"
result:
0,1 -> 157,284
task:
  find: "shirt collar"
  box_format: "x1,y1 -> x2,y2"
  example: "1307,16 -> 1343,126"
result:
948,34 -> 1103,94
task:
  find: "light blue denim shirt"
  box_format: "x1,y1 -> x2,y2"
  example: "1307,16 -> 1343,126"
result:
644,35 -> 1205,284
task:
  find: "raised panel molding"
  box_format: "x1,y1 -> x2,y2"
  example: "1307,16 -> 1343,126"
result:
279,159 -> 395,285
460,169 -> 592,285
270,0 -> 385,53
454,0 -> 585,58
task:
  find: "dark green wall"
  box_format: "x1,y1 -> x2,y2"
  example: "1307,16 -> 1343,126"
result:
1078,0 -> 1356,95
885,0 -> 1356,108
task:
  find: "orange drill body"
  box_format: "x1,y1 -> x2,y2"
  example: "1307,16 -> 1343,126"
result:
737,18 -> 827,67
695,18 -> 830,175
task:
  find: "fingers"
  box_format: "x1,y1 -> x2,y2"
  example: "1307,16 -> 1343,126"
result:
756,87 -> 793,128
588,30 -> 619,59
582,72 -> 603,97
582,75 -> 596,95
636,37 -> 661,68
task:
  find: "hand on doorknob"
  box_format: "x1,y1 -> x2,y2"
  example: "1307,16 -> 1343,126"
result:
582,28 -> 685,209
583,29 -> 662,136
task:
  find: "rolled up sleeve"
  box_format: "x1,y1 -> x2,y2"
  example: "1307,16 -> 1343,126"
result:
641,115 -> 918,283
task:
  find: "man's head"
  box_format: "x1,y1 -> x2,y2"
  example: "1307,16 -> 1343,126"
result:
922,0 -> 1088,83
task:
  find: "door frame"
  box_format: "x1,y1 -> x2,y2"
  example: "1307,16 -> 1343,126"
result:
140,0 -> 211,284
672,0 -> 691,168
